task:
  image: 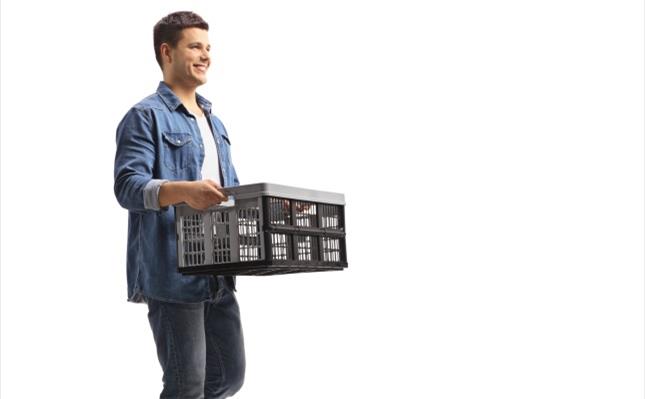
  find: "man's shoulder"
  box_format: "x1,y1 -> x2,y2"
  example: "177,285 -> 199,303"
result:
116,92 -> 169,129
130,92 -> 166,112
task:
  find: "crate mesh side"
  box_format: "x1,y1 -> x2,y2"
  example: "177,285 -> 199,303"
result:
294,201 -> 317,227
238,206 -> 261,261
270,233 -> 291,260
295,235 -> 319,261
181,214 -> 206,266
320,204 -> 341,230
178,191 -> 346,274
321,236 -> 341,262
211,210 -> 231,263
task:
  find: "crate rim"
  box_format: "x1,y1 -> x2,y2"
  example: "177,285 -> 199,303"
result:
174,183 -> 346,212
224,182 -> 345,205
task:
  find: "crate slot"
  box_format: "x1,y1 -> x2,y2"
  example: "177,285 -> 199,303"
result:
268,197 -> 291,226
294,201 -> 317,228
295,234 -> 318,261
271,233 -> 290,260
211,210 -> 231,263
238,206 -> 261,261
322,237 -> 341,262
320,203 -> 341,230
181,214 -> 206,266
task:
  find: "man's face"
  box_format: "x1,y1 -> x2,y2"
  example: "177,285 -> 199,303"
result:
164,27 -> 211,87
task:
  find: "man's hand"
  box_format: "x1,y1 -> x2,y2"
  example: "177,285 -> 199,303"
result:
159,180 -> 228,210
184,180 -> 228,210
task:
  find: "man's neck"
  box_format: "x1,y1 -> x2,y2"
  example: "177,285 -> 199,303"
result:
163,80 -> 203,116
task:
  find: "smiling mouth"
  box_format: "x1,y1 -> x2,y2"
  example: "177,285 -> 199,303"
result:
194,64 -> 207,72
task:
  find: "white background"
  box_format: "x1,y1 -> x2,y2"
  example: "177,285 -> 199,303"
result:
1,1 -> 643,398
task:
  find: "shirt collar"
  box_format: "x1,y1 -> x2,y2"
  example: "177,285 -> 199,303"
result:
156,80 -> 212,114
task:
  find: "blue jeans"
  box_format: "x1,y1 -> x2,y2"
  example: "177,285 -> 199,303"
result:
146,281 -> 246,398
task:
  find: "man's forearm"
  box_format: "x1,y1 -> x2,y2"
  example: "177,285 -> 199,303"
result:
159,180 -> 227,210
159,181 -> 190,207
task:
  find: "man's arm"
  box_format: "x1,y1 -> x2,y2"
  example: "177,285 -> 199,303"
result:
114,108 -> 227,213
114,107 -> 162,213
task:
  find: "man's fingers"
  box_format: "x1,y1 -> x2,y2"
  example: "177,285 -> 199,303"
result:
201,180 -> 227,202
207,185 -> 228,203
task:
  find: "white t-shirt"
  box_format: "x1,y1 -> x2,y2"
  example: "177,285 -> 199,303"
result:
195,114 -> 221,186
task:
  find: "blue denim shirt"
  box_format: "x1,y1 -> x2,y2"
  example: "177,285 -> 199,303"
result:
114,81 -> 239,303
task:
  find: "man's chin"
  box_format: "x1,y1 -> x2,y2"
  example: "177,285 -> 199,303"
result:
194,75 -> 207,86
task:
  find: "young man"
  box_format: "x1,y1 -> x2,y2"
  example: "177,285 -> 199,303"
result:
113,11 -> 245,398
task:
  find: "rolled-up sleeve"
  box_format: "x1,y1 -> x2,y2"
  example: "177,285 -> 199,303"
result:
114,107 -> 168,213
143,179 -> 169,211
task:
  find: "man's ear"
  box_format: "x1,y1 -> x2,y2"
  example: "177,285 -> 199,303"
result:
160,43 -> 172,65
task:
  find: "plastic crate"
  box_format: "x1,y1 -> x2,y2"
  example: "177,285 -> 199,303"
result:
175,183 -> 347,276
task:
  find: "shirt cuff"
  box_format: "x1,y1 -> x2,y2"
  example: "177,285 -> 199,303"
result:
143,179 -> 169,211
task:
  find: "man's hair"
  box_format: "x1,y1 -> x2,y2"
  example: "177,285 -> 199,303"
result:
153,11 -> 209,70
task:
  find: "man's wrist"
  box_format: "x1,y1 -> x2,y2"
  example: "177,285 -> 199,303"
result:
159,181 -> 191,208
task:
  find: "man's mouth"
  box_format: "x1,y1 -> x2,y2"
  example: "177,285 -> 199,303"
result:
194,64 -> 207,72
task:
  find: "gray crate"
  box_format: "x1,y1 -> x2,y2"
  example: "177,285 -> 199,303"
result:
174,183 -> 347,276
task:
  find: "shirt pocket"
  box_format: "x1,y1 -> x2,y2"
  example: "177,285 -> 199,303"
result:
161,131 -> 193,171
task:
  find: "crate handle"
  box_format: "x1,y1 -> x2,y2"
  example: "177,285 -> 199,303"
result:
211,197 -> 235,209
220,186 -> 244,196
175,196 -> 236,211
